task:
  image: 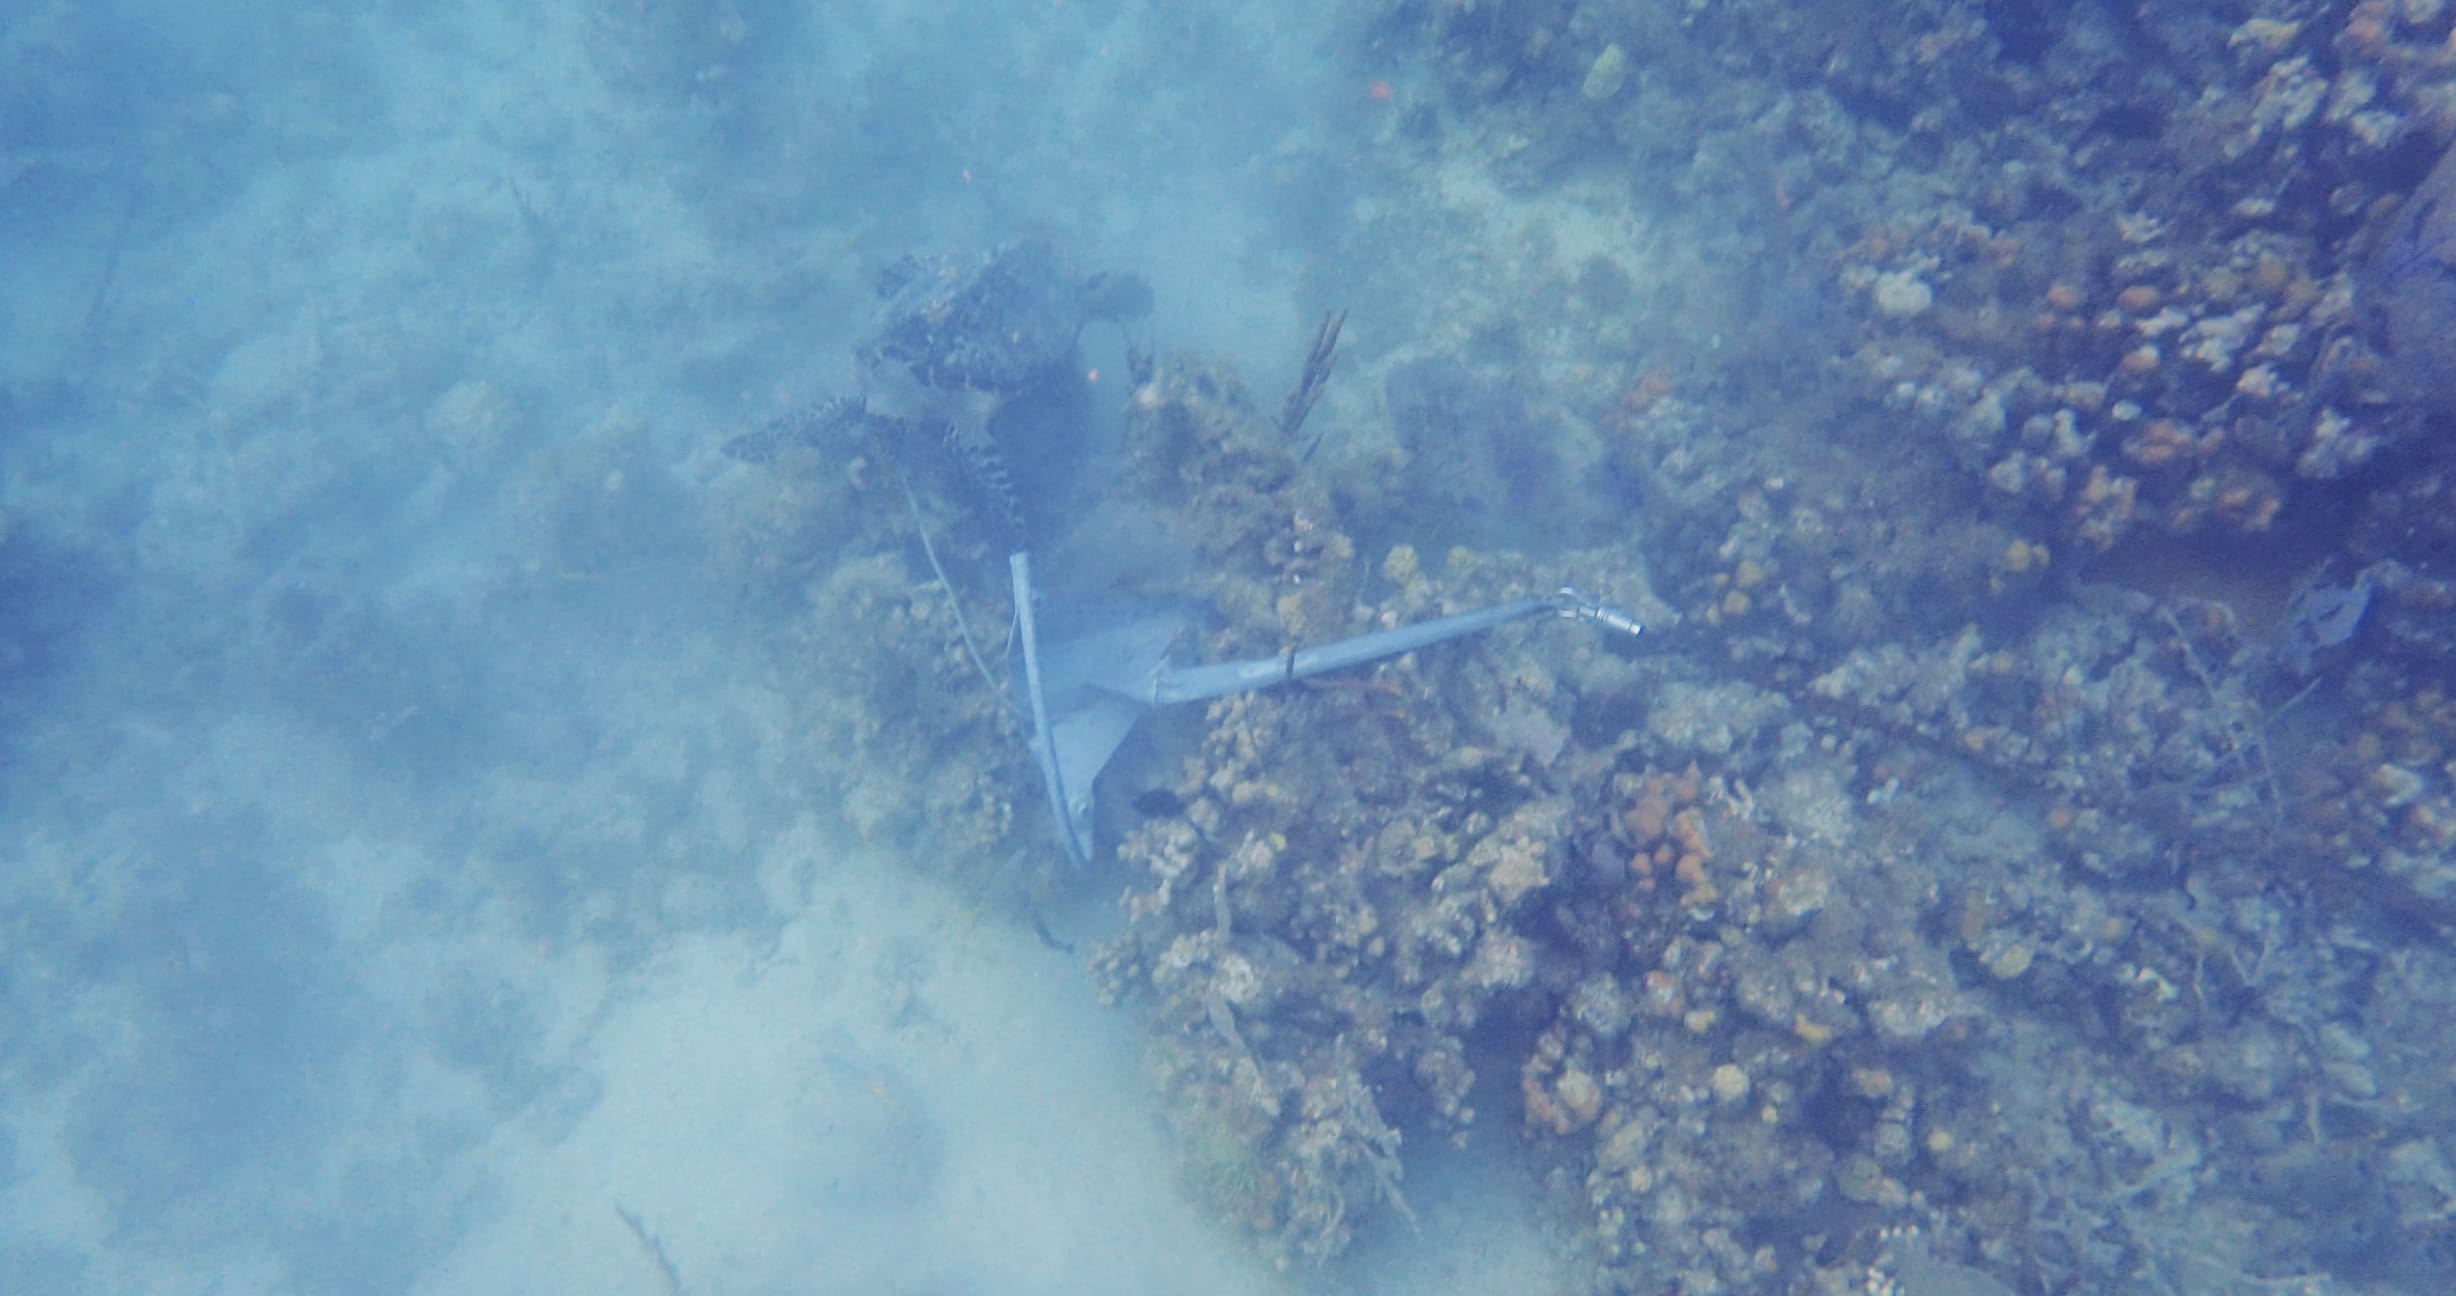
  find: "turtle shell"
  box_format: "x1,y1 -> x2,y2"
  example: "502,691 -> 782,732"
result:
860,239 -> 1099,395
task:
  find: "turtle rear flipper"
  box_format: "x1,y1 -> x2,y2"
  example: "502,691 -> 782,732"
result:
942,410 -> 1028,546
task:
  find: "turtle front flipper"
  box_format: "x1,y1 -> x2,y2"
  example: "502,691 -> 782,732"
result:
723,396 -> 869,464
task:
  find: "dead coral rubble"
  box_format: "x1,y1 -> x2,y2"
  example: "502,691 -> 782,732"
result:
1299,0 -> 2456,1288
1085,1 -> 2456,1287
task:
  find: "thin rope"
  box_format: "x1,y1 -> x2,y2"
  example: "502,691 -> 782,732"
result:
879,443 -> 1010,712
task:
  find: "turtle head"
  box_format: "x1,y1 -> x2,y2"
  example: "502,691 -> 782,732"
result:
1079,270 -> 1154,323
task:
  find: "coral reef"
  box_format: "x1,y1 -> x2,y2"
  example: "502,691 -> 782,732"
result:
1073,340 -> 2456,1287
1077,4 -> 2456,1287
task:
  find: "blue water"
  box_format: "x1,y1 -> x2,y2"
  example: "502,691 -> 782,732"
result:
9,4 -> 2456,1295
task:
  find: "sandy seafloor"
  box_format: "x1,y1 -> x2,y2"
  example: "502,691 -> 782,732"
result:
0,2 -> 1572,1293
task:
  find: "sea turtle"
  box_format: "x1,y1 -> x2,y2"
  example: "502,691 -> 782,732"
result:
729,238 -> 1153,544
